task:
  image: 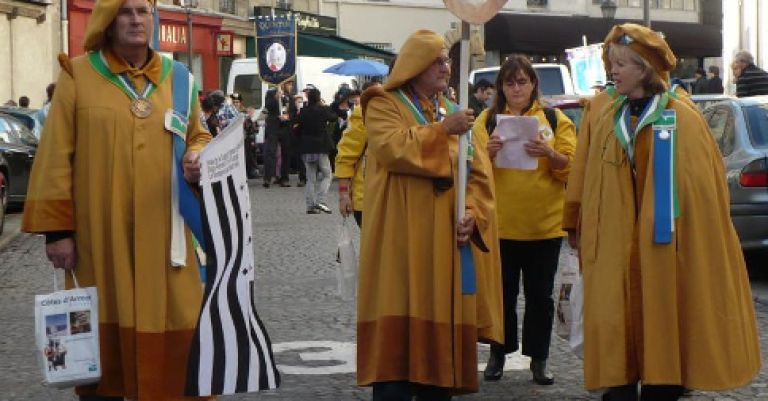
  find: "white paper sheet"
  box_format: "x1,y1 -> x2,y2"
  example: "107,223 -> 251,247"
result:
493,115 -> 540,170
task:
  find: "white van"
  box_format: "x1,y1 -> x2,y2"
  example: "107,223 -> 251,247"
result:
226,56 -> 354,111
469,64 -> 575,97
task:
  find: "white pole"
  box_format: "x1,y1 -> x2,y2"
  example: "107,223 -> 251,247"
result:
457,21 -> 471,223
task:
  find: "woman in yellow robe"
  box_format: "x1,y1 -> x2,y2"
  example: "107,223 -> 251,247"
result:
22,0 -> 212,399
563,23 -> 760,400
356,30 -> 501,398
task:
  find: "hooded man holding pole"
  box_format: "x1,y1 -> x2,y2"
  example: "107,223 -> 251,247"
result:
356,29 -> 501,400
21,0 -> 212,398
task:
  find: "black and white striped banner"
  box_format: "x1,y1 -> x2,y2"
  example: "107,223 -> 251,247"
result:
186,116 -> 280,396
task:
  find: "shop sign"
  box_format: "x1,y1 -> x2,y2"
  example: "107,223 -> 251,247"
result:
216,32 -> 234,56
159,24 -> 188,52
253,6 -> 336,35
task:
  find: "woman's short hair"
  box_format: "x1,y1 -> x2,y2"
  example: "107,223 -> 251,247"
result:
608,44 -> 668,95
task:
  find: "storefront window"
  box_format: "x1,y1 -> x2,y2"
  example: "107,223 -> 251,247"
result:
175,52 -> 204,90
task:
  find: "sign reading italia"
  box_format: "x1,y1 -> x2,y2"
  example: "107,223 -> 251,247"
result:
160,24 -> 188,51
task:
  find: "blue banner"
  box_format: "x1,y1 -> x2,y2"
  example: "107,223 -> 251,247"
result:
255,15 -> 297,85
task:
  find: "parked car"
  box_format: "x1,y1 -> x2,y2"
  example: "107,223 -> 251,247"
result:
470,64 -> 576,97
690,94 -> 735,112
0,112 -> 38,234
544,95 -> 587,133
0,106 -> 43,140
701,96 -> 768,252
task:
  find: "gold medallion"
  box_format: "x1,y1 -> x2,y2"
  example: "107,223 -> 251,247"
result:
130,98 -> 153,119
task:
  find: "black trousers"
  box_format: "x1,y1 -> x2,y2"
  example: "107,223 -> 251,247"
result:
264,133 -> 291,183
353,210 -> 363,228
491,237 -> 562,360
604,384 -> 684,401
372,381 -> 452,401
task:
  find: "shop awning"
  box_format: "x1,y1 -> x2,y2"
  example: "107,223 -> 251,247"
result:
298,32 -> 395,63
485,13 -> 721,58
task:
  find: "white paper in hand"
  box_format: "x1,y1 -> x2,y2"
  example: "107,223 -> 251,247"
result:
494,115 -> 539,170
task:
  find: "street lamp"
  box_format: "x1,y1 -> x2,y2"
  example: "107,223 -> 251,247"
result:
600,0 -> 617,20
182,0 -> 198,68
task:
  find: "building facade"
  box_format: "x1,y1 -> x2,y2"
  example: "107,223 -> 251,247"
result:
323,0 -> 719,77
723,0 -> 768,95
0,0 -> 62,108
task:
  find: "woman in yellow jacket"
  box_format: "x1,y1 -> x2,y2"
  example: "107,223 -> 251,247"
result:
475,55 -> 577,385
335,83 -> 381,227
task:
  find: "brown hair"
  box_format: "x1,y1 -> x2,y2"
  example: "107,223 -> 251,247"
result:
487,55 -> 539,129
608,44 -> 668,95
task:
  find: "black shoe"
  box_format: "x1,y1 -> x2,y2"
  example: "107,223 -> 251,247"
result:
306,207 -> 321,214
483,351 -> 505,381
316,203 -> 332,214
530,359 -> 554,385
262,182 -> 270,188
297,180 -> 306,187
279,180 -> 292,187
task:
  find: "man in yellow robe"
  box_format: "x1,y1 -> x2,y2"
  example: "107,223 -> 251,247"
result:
563,23 -> 760,400
357,29 -> 501,399
22,0 -> 212,399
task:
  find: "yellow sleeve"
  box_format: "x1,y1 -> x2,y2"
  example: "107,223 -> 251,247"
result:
550,108 -> 577,182
365,95 -> 451,178
466,109 -> 495,252
335,107 -> 367,179
185,82 -> 212,153
22,68 -> 76,233
562,99 -> 593,231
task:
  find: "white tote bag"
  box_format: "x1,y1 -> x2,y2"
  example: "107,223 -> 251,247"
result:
336,218 -> 358,300
34,270 -> 101,388
555,246 -> 580,340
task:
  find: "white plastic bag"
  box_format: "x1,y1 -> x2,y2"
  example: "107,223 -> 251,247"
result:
336,218 -> 358,300
569,272 -> 584,358
35,270 -> 101,388
555,246 -> 580,340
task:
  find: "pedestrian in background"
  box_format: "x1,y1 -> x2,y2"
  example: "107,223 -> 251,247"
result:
263,82 -> 294,188
357,29 -> 499,399
477,54 -> 576,385
296,88 -> 336,214
335,81 -> 381,226
706,65 -> 723,94
18,96 -> 30,108
563,23 -> 760,401
201,95 -> 220,137
734,49 -> 768,97
469,78 -> 494,117
691,68 -> 708,94
36,83 -> 56,130
21,0 -> 212,398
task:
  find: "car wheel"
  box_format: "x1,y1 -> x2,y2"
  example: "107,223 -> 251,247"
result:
0,171 -> 6,236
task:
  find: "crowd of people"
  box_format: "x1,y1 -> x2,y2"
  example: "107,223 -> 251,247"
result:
18,0 -> 765,396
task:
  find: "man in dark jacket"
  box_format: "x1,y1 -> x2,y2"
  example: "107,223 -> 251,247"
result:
263,82 -> 294,187
469,79 -> 494,117
707,65 -> 724,94
734,50 -> 768,97
691,68 -> 708,94
296,88 -> 337,214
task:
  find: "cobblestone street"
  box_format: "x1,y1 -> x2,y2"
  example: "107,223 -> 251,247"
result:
1,178 -> 767,400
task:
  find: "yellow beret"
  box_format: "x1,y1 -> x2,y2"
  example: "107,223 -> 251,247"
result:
603,23 -> 676,82
384,30 -> 446,91
83,0 -> 155,51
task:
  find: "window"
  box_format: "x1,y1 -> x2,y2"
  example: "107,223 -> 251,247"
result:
0,118 -> 12,144
707,107 -> 735,156
744,105 -> 768,149
684,0 -> 696,10
527,0 -> 547,7
671,0 -> 683,9
219,0 -> 235,14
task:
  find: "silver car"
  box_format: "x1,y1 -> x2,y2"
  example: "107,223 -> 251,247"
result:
702,96 -> 768,252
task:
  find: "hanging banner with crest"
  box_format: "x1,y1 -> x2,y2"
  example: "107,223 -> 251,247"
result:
255,15 -> 297,85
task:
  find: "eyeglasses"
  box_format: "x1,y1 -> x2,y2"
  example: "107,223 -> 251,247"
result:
505,79 -> 531,88
433,57 -> 452,67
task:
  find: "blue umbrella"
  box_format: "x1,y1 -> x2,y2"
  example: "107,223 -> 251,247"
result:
323,59 -> 389,76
